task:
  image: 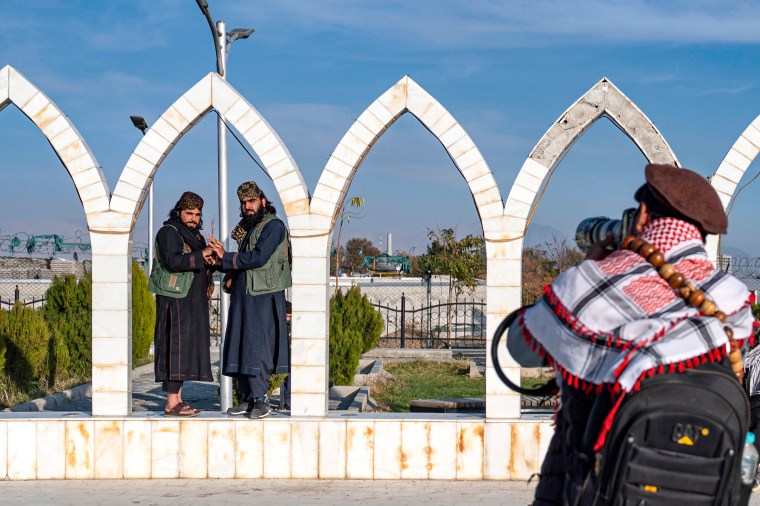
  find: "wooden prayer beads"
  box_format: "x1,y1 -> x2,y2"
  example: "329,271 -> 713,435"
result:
620,234 -> 744,382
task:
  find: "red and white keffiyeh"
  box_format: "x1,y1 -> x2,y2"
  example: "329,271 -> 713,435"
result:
518,217 -> 753,393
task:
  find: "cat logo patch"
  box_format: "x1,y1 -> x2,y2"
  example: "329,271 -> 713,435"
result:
671,423 -> 705,446
676,435 -> 694,446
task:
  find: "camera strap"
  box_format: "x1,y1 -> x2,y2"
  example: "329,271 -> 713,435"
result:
490,309 -> 557,397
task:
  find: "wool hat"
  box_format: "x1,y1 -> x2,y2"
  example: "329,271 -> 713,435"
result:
177,191 -> 203,210
237,181 -> 262,201
634,164 -> 727,234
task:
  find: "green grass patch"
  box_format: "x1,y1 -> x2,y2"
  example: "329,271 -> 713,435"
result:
371,360 -> 485,412
133,354 -> 154,369
0,372 -> 90,409
521,375 -> 552,392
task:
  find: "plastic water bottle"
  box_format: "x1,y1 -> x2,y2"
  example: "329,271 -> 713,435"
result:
741,432 -> 759,486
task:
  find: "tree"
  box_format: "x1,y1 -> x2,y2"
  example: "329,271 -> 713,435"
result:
420,228 -> 485,303
543,234 -> 584,276
333,196 -> 365,291
520,237 -> 584,305
329,245 -> 345,277
522,246 -> 555,305
344,237 -> 381,274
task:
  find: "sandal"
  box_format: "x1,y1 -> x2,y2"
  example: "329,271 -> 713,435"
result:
164,401 -> 201,417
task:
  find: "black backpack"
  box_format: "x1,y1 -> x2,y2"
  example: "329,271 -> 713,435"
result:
492,310 -> 752,506
583,367 -> 751,506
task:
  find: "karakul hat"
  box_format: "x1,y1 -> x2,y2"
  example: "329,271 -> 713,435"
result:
237,181 -> 262,200
178,191 -> 203,210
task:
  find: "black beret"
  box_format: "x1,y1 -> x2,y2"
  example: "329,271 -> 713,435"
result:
634,164 -> 727,234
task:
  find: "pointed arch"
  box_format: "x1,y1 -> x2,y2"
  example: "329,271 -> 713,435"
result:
0,65 -> 110,222
503,77 -> 679,237
490,78 -> 680,418
709,114 -> 760,209
704,115 -> 760,260
308,75 -> 503,235
110,73 -> 309,231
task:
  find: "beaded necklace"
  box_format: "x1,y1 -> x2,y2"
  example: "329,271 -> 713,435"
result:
621,234 -> 744,382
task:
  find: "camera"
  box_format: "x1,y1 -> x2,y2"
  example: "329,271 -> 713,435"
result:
575,208 -> 636,254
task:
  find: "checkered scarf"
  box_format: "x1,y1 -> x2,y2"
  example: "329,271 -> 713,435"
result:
519,217 -> 753,393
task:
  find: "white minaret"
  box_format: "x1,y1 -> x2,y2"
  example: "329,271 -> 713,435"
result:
387,232 -> 392,255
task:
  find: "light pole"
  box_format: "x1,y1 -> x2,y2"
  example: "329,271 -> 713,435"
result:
130,116 -> 152,274
195,0 -> 253,412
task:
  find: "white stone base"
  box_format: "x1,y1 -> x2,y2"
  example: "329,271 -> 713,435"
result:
0,413 -> 553,480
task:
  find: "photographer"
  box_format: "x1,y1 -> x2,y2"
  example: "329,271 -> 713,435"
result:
507,164 -> 754,505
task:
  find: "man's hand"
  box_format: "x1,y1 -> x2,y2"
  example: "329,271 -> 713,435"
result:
208,236 -> 225,259
201,246 -> 217,265
585,233 -> 616,261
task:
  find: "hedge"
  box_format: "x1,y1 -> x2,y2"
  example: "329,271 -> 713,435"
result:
42,274 -> 91,377
329,286 -> 384,385
132,260 -> 156,363
0,303 -> 52,389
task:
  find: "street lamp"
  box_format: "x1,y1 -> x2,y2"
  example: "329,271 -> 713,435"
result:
130,116 -> 153,275
195,0 -> 253,412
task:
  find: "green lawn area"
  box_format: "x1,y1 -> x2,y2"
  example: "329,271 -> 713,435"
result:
371,360 -> 485,412
370,360 -> 554,412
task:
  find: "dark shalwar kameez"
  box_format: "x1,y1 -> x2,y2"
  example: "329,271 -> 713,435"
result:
153,221 -> 213,386
221,218 -> 289,399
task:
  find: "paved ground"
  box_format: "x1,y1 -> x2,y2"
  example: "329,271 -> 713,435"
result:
50,349 -> 225,414
2,479 -> 759,505
0,479 -> 537,505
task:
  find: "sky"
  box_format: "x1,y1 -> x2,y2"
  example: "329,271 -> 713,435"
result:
2,1 -> 760,258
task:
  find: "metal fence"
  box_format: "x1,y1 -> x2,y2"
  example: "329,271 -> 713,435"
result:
0,280 -> 51,310
373,293 -> 486,349
0,295 -> 46,310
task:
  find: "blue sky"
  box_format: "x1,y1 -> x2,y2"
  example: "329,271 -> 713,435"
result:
2,1 -> 760,257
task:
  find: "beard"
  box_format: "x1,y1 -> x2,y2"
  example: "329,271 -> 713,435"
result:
242,206 -> 266,229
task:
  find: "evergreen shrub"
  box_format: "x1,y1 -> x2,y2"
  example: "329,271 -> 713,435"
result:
42,273 -> 91,376
132,260 -> 156,363
329,286 -> 384,385
0,311 -> 5,374
0,303 -> 52,389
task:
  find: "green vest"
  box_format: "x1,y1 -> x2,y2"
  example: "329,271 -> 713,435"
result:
148,225 -> 193,298
244,213 -> 292,296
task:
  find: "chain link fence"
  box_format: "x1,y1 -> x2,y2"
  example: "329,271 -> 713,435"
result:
0,257 -> 92,309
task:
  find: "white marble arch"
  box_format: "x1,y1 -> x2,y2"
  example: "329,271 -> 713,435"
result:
705,114 -> 760,261
0,65 -> 110,219
0,66 -> 124,415
496,78 -> 679,417
305,75 -> 505,416
96,73 -> 309,415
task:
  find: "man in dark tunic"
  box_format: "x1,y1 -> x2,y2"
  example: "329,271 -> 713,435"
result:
209,181 -> 291,419
149,191 -> 215,417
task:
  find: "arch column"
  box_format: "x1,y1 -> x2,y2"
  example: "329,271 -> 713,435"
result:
497,78 -> 678,418
89,229 -> 133,415
289,226 -> 332,416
